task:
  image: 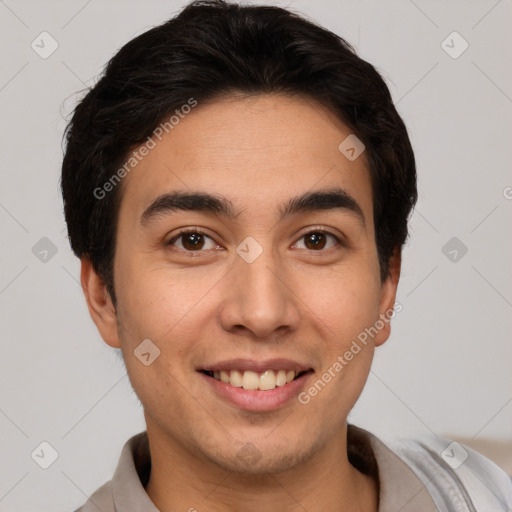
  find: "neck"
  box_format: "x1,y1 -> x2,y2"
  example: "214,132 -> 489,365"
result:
144,422 -> 379,512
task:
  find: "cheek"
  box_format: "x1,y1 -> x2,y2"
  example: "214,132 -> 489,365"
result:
113,255 -> 222,352
303,264 -> 382,339
113,265 -> 211,415
300,280 -> 379,415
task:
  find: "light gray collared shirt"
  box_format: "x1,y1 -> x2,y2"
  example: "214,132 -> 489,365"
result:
74,425 -> 512,511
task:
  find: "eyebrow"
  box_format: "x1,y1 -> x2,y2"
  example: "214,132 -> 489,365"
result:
140,187 -> 366,227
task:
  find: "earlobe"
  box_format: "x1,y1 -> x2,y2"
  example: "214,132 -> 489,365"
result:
80,257 -> 121,348
374,247 -> 401,347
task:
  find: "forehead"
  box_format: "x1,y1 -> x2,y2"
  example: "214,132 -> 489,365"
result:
118,93 -> 373,225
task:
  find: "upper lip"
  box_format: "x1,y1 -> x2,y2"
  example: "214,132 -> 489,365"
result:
198,358 -> 313,374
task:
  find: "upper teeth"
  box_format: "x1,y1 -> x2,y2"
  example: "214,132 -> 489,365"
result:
211,369 -> 297,390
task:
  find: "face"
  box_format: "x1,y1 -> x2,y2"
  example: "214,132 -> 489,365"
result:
84,93 -> 399,474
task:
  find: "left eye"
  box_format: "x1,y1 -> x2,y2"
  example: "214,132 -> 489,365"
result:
294,230 -> 340,251
168,231 -> 218,251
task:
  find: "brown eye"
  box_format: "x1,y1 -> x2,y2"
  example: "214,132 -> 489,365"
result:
168,231 -> 217,251
295,230 -> 339,251
182,232 -> 205,250
304,232 -> 327,250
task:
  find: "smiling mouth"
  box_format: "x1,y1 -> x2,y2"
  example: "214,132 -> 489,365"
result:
199,369 -> 313,391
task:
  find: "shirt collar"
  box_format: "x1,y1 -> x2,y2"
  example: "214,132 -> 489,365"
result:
111,431 -> 158,511
352,426 -> 437,511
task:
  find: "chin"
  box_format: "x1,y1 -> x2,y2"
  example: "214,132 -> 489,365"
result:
208,437 -> 319,475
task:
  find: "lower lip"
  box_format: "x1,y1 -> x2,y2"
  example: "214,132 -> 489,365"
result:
198,371 -> 313,412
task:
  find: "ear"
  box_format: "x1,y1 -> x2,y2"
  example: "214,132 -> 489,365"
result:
80,257 -> 121,348
373,247 -> 401,347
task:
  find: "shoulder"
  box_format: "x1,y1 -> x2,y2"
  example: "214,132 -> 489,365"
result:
387,434 -> 512,511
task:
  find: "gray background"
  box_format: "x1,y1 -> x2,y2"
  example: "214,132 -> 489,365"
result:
0,0 -> 511,510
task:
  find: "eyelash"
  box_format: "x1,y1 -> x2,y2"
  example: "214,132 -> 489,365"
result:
167,227 -> 343,254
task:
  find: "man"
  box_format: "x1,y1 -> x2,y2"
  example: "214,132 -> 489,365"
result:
61,1 -> 512,510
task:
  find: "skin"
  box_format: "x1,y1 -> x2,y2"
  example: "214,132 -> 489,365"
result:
81,93 -> 401,512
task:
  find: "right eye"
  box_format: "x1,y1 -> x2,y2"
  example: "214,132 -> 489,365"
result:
167,229 -> 220,253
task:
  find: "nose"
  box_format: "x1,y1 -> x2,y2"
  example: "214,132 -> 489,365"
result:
219,247 -> 301,339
